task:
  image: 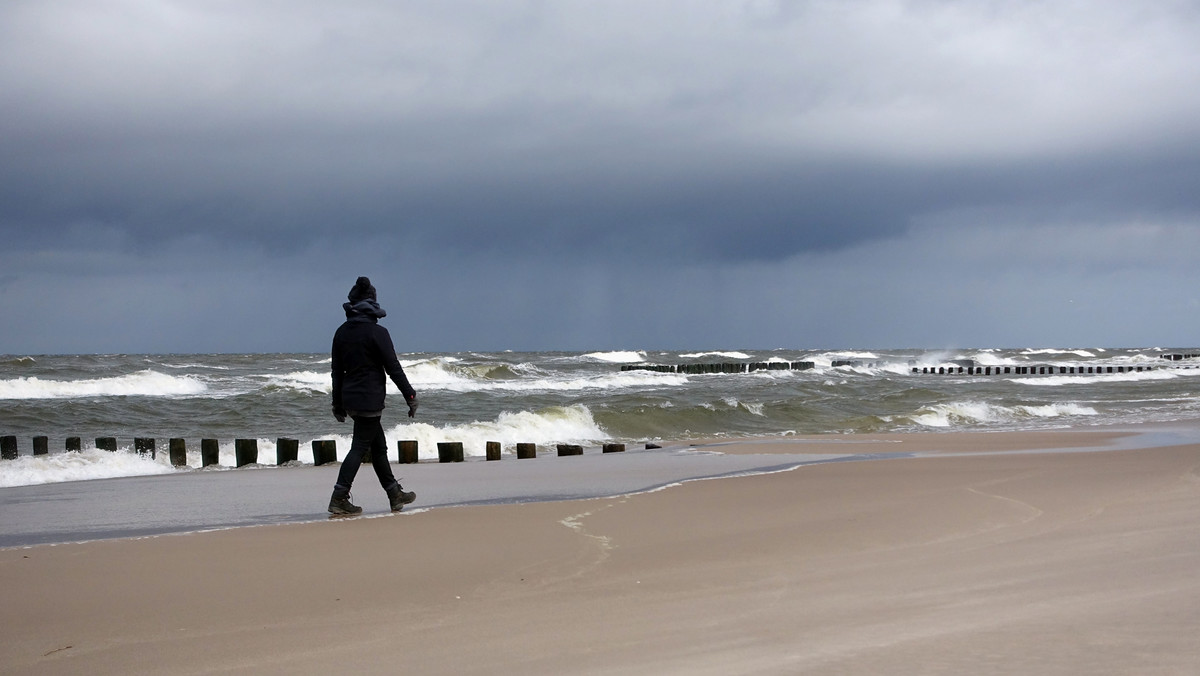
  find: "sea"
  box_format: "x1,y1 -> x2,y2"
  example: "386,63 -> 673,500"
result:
2,347 -> 1199,489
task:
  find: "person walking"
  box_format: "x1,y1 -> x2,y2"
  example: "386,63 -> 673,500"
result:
328,276 -> 419,515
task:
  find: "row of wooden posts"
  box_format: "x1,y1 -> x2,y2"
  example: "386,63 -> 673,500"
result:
0,436 -> 627,465
623,361 -> 816,374
914,365 -> 1157,375
622,360 -> 1186,376
624,359 -> 980,373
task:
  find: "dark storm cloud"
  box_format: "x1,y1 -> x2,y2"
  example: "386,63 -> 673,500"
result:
2,1 -> 1200,352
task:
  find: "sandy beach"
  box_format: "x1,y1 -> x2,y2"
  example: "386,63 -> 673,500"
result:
3,428 -> 1199,675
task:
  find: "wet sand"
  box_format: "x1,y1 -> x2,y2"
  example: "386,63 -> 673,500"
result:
3,427 -> 1199,674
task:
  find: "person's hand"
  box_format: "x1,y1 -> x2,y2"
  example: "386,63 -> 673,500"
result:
407,398 -> 418,418
332,406 -> 346,423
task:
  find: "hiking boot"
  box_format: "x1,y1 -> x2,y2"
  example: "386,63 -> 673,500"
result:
387,484 -> 416,512
328,492 -> 362,515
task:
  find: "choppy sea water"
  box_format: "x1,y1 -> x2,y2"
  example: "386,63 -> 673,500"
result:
2,347 -> 1199,488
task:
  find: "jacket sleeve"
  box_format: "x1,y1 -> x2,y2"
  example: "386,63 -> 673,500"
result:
376,327 -> 417,402
330,335 -> 344,410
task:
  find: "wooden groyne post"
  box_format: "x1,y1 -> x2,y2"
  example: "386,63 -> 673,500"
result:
437,441 -> 464,463
312,440 -> 337,466
276,438 -> 299,465
603,443 -> 625,453
96,437 -> 117,452
486,441 -> 502,461
557,444 -> 583,457
169,438 -> 188,466
235,439 -> 258,467
1,435 -> 16,460
516,442 -> 537,459
201,439 -> 220,467
397,440 -> 419,464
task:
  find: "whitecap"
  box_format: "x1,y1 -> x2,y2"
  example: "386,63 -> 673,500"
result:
0,449 -> 177,488
382,404 -> 611,460
678,351 -> 752,360
1014,370 -> 1180,386
0,370 -> 208,400
581,351 -> 646,364
908,400 -> 1098,428
1020,348 -> 1096,357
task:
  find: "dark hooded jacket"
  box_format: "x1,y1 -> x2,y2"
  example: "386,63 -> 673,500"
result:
331,299 -> 416,414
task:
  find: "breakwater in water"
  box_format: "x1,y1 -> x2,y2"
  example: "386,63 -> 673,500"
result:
914,364 -> 1165,375
622,361 -> 815,374
625,355 -> 1198,376
0,435 -> 627,465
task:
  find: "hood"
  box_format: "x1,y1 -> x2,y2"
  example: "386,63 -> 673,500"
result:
343,299 -> 387,320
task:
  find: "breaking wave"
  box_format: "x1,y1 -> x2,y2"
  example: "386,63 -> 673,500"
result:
0,370 -> 207,400
901,401 -> 1099,428
582,351 -> 646,364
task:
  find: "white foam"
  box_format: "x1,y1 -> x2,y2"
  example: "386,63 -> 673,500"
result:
972,352 -> 1020,367
0,403 -> 611,484
268,370 -> 331,393
398,358 -> 478,387
155,361 -> 232,370
804,359 -> 911,377
270,360 -> 688,395
907,400 -> 1098,427
1014,369 -> 1184,386
823,350 -> 881,360
280,359 -> 504,393
1020,348 -> 1097,357
581,351 -> 646,364
1017,403 -> 1099,418
909,401 -> 997,427
806,351 -> 882,368
678,351 -> 752,360
175,405 -> 616,467
399,363 -> 687,393
836,363 -> 883,376
876,362 -> 921,375
0,370 -> 207,400
383,404 -> 611,459
0,449 -> 177,487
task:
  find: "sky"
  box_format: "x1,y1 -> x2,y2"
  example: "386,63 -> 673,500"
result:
2,0 -> 1199,355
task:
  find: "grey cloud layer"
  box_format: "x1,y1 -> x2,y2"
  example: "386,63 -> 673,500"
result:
2,1 -> 1199,352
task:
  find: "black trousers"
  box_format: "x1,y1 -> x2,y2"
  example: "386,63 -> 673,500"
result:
334,415 -> 399,494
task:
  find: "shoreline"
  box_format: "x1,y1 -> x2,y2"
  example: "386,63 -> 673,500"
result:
680,418 -> 1200,455
3,421 -> 1200,550
3,423 -> 1200,673
679,428 -> 1133,454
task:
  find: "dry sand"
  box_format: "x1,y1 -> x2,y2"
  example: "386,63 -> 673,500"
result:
3,429 -> 1199,675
